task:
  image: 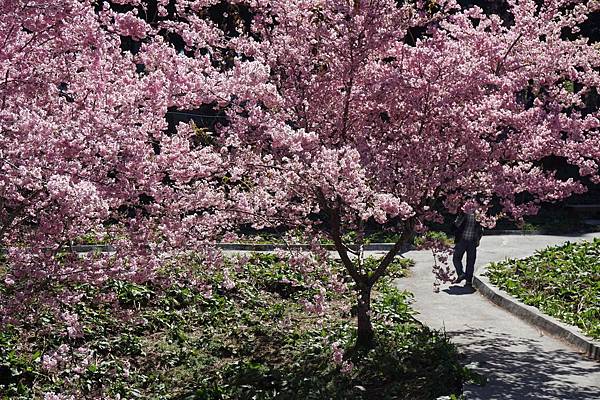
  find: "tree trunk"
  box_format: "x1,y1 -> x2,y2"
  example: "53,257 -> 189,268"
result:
319,197 -> 415,349
356,283 -> 374,348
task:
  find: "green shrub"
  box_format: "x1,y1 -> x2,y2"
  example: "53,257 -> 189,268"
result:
1,253 -> 466,399
486,238 -> 600,339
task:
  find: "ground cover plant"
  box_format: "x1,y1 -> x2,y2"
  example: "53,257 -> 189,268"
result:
0,253 -> 470,399
486,238 -> 600,339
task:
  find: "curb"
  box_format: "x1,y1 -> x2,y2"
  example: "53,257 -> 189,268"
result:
216,243 -> 402,251
484,229 -> 599,235
484,230 -> 544,235
473,267 -> 600,361
68,243 -> 410,253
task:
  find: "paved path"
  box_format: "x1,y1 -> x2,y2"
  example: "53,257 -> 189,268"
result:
391,233 -> 600,400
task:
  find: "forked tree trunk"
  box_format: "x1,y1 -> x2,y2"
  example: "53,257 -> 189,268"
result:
321,197 -> 415,349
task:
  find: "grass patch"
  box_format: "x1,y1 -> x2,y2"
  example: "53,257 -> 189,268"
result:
486,238 -> 600,339
1,253 -> 468,399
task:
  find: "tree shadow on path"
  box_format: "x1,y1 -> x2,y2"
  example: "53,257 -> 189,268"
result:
452,327 -> 600,400
442,285 -> 476,295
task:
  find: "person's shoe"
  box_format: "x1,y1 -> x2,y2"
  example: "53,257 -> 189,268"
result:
453,274 -> 466,284
465,279 -> 473,286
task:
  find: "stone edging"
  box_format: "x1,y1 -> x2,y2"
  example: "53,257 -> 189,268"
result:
68,243 -> 409,253
484,230 -> 544,235
12,231 -> 598,255
473,266 -> 600,361
67,236 -> 560,253
216,243 -> 411,251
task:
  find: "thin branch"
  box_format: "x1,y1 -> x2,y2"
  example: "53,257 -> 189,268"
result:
495,33 -> 523,76
318,192 -> 364,284
2,23 -> 16,49
0,69 -> 8,111
368,218 -> 415,286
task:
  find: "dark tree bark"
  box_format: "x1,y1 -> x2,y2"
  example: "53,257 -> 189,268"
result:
356,282 -> 374,347
320,193 -> 415,348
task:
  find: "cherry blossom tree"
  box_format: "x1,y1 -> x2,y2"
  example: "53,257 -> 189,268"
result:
226,0 -> 600,347
2,0 -> 600,351
0,0 -> 276,321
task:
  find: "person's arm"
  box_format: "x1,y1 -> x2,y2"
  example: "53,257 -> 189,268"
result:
451,214 -> 465,237
475,218 -> 484,246
454,214 -> 465,227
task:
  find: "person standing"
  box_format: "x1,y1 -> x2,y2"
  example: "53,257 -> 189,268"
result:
452,212 -> 483,286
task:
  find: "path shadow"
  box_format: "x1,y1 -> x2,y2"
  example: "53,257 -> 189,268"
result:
443,285 -> 476,295
451,327 -> 600,400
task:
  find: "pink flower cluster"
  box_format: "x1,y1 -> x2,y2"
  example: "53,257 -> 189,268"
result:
331,341 -> 354,374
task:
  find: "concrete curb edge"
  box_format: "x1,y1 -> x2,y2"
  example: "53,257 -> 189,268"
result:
473,268 -> 600,361
67,235 -> 578,253
216,243 -> 402,251
68,243 -> 411,253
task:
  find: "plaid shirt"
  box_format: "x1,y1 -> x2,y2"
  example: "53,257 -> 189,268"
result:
455,213 -> 482,242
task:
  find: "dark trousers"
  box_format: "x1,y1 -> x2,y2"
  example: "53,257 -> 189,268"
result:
453,239 -> 477,281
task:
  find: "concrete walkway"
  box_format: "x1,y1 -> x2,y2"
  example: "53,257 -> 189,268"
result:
392,233 -> 600,400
